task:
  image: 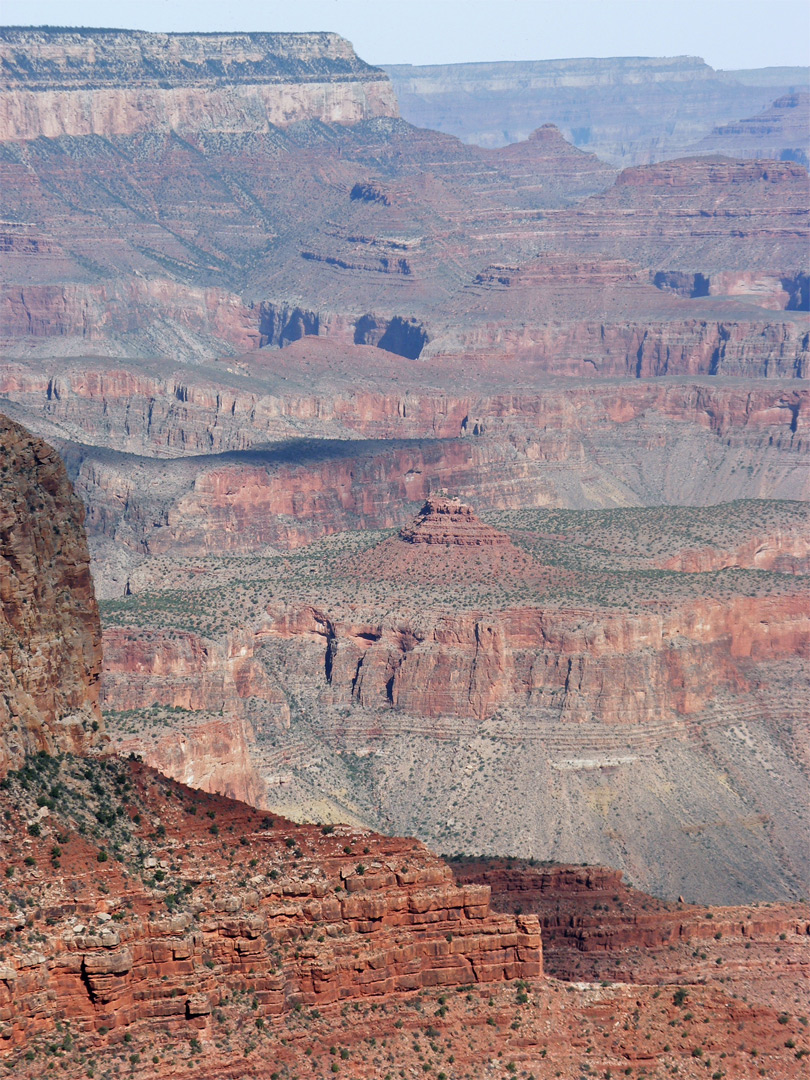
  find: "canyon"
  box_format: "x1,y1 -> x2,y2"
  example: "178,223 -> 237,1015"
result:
1,418 -> 805,1080
384,55 -> 809,165
0,28 -> 807,906
94,494 -> 810,904
0,25 -> 808,1076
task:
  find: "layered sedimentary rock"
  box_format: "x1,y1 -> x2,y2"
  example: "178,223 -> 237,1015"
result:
95,495 -> 810,903
399,496 -> 512,546
0,757 -> 540,1056
115,713 -> 266,807
691,92 -> 810,168
1,46 -> 806,370
0,29 -> 398,140
0,455 -> 804,1079
451,857 -> 810,985
0,415 -> 103,773
3,755 -> 805,1080
262,594 -> 808,724
385,55 -> 808,165
2,349 -> 806,564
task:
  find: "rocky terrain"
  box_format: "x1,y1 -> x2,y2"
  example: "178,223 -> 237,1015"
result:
0,344 -> 806,575
2,755 -> 807,1080
0,34 -> 807,369
0,27 -> 807,890
384,55 -> 809,165
1,26 -> 809,1068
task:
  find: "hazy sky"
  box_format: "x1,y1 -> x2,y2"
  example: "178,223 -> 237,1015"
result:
2,0 -> 809,71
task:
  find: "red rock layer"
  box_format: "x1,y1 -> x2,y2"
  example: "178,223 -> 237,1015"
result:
399,496 -> 512,546
451,857 -> 810,985
5,356 -> 803,557
262,595 -> 808,724
100,627 -> 288,721
0,415 -> 104,774
0,761 -> 541,1051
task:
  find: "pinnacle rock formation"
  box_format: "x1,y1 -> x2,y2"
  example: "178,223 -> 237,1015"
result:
399,496 -> 512,546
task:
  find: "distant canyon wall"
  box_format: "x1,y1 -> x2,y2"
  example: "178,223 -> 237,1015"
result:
384,55 -> 809,165
0,29 -> 398,140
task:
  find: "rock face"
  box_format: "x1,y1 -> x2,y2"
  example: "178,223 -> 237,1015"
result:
259,594 -> 808,734
0,415 -> 103,774
3,760 -> 806,1080
451,857 -> 810,984
0,29 -> 398,140
385,55 -> 808,165
113,713 -> 266,808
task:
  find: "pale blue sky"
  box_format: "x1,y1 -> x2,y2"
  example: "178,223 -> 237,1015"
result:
1,0 -> 808,70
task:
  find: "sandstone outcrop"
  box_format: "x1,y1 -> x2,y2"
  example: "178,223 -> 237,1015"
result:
0,414 -> 104,774
451,857 -> 810,985
399,496 -> 512,546
0,754 -> 805,1079
112,712 -> 268,809
0,29 -> 398,140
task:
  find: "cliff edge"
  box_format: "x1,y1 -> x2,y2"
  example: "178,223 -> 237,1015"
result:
0,28 -> 399,139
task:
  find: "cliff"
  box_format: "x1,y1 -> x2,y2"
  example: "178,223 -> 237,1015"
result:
0,753 -> 543,1071
0,29 -> 398,139
0,427 -> 804,1080
451,857 -> 810,986
262,594 -> 808,725
0,414 -> 103,773
1,757 -> 805,1076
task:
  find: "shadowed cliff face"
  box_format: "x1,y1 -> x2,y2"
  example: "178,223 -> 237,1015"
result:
0,414 -> 104,773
